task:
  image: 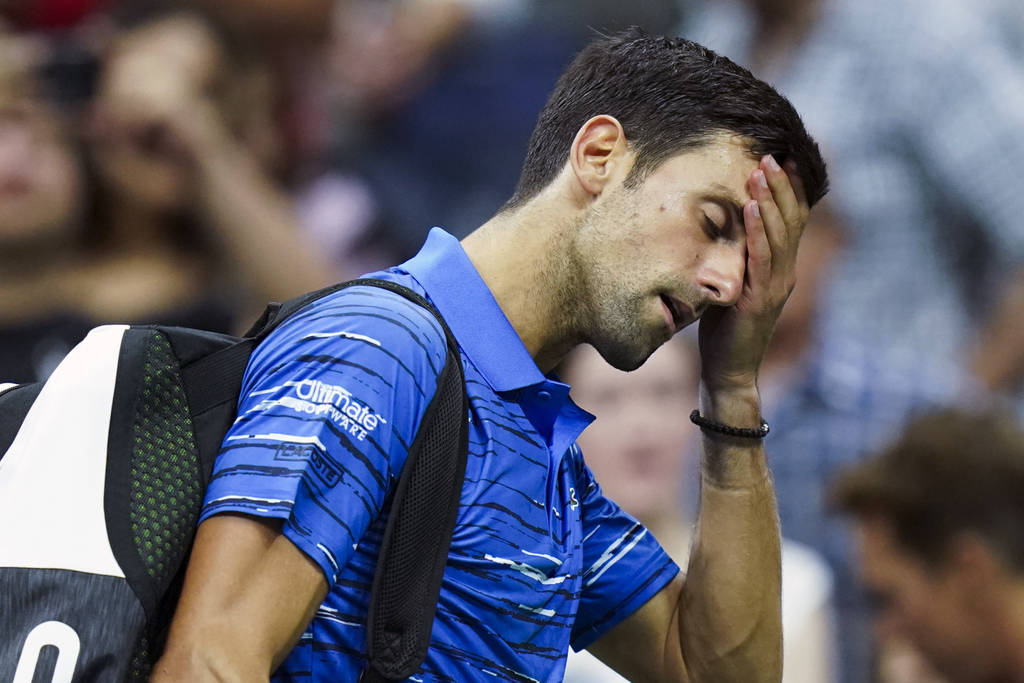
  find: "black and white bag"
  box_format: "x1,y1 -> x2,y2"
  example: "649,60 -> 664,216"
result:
0,279 -> 468,683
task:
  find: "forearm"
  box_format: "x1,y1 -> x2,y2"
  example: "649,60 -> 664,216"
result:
152,632 -> 270,683
193,136 -> 339,303
679,383 -> 783,683
175,105 -> 338,305
153,516 -> 327,682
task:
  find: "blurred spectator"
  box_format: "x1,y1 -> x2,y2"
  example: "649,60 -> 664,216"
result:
0,26 -> 91,381
560,338 -> 836,683
831,408 -> 1024,683
186,0 -> 336,46
684,0 -> 1024,678
2,0 -> 111,30
0,6 -> 337,382
324,0 -> 685,258
88,5 -> 337,308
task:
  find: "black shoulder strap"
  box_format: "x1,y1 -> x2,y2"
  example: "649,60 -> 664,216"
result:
349,280 -> 469,683
189,277 -> 468,681
180,278 -> 393,434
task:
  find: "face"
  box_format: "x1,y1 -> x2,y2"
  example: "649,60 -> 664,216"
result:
90,14 -> 280,213
90,15 -> 224,212
566,340 -> 697,523
0,92 -> 83,249
856,517 -> 1001,683
568,134 -> 755,370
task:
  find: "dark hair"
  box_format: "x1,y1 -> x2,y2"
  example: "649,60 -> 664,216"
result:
830,408 -> 1024,572
505,28 -> 828,209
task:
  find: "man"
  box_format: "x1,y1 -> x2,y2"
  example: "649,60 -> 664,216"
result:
153,28 -> 828,682
831,409 -> 1024,683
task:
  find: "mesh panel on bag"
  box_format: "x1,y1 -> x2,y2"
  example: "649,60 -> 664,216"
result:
128,332 -> 201,589
128,633 -> 152,681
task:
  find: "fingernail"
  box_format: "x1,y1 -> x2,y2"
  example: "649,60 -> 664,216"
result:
765,155 -> 781,172
756,170 -> 768,189
750,202 -> 760,218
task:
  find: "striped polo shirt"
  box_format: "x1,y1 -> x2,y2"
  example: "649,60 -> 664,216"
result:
201,228 -> 679,682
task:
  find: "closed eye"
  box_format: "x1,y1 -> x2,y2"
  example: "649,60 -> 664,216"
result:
703,214 -> 723,239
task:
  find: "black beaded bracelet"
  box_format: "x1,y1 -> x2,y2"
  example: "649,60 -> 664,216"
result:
689,409 -> 770,439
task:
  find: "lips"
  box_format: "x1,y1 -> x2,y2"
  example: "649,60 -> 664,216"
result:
659,294 -> 688,333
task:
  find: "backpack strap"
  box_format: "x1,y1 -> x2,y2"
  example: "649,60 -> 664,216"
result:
193,277 -> 468,680
344,280 -> 468,683
178,279 -> 378,457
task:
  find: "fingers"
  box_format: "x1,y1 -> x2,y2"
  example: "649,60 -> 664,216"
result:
759,155 -> 807,237
743,198 -> 771,288
783,159 -> 808,210
745,157 -> 805,304
748,168 -> 787,255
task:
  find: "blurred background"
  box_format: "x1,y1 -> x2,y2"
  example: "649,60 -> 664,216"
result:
1,1 -> 1021,681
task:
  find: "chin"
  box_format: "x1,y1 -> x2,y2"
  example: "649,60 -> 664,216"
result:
596,339 -> 656,372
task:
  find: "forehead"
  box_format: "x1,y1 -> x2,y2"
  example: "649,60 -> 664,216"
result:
640,134 -> 760,204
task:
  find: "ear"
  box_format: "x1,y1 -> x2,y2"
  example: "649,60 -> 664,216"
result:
569,115 -> 631,198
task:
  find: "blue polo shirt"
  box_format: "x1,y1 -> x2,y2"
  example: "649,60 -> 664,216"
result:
201,228 -> 679,682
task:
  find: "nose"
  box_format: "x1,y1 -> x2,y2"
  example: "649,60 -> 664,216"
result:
697,245 -> 745,306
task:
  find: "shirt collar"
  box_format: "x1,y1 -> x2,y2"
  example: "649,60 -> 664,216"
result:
399,227 -> 546,392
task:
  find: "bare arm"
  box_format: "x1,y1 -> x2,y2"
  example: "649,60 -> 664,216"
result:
181,105 -> 340,305
588,155 -> 807,682
151,514 -> 328,682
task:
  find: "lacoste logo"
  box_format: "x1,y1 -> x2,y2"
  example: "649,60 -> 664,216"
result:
310,449 -> 343,488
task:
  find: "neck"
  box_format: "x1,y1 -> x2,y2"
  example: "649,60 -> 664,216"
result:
461,191 -> 585,374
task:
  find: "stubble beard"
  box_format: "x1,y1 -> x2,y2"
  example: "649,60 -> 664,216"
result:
567,208 -> 664,372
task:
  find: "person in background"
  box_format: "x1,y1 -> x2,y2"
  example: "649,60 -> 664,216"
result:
0,5 -> 337,383
326,0 -> 685,259
0,25 -> 92,381
831,409 -> 1024,683
560,330 -> 836,683
85,4 -> 336,324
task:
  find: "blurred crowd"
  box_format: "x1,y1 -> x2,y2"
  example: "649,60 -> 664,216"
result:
2,0 -> 1023,681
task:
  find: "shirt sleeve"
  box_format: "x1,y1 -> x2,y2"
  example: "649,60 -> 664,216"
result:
200,284 -> 448,584
569,452 -> 680,651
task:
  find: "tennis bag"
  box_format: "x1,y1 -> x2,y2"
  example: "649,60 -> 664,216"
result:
0,278 -> 468,683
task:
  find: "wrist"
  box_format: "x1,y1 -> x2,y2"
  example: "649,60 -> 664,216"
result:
698,381 -> 761,426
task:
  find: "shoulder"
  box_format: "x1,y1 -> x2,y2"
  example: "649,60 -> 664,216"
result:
254,281 -> 449,377
283,281 -> 446,349
237,279 -> 453,424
